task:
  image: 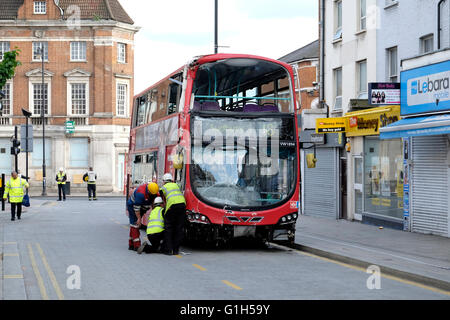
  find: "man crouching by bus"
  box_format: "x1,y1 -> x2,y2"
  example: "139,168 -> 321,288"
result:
137,197 -> 165,254
126,182 -> 159,251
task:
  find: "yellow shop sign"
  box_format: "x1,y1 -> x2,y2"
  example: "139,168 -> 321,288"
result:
345,105 -> 400,137
316,117 -> 348,133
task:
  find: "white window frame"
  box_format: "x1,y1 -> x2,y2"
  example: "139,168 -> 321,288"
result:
0,42 -> 10,61
33,1 -> 47,14
359,0 -> 367,31
117,43 -> 126,63
32,42 -> 48,62
387,46 -> 398,83
70,41 -> 87,62
357,60 -> 368,99
1,81 -> 13,116
334,67 -> 343,110
420,34 -> 434,54
29,79 -> 51,117
116,79 -> 130,117
333,0 -> 343,41
67,78 -> 89,117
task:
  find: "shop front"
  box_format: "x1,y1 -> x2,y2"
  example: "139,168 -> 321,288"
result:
345,105 -> 404,229
380,55 -> 450,238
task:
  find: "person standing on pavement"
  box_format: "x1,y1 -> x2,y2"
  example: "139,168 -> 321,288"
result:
160,173 -> 186,256
126,182 -> 159,251
3,171 -> 29,221
56,168 -> 67,201
137,197 -> 166,254
83,167 -> 97,201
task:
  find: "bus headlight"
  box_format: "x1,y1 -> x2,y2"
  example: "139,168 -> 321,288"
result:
281,217 -> 287,222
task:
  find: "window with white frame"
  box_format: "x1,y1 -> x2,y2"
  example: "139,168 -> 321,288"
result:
33,1 -> 47,14
33,42 -> 48,61
70,42 -> 87,61
357,60 -> 367,99
334,0 -> 343,41
117,43 -> 126,63
359,0 -> 367,31
32,138 -> 52,166
71,83 -> 87,115
32,83 -> 49,115
0,83 -> 11,115
420,34 -> 434,54
438,0 -> 449,49
0,42 -> 10,61
334,67 -> 343,110
117,83 -> 128,116
69,138 -> 89,167
387,47 -> 398,82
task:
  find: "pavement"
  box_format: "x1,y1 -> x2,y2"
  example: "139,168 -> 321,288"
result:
294,214 -> 450,292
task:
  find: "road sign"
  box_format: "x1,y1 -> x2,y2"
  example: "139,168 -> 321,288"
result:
65,120 -> 75,134
20,124 -> 33,152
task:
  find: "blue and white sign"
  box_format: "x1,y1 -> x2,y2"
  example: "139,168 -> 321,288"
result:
401,60 -> 450,116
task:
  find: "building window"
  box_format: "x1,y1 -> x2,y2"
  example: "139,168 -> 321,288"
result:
334,67 -> 342,110
358,60 -> 367,99
359,0 -> 367,31
33,1 -> 47,14
420,34 -> 434,54
32,83 -> 48,115
69,138 -> 89,168
32,138 -> 52,166
438,0 -> 449,49
0,42 -> 10,61
0,83 -> 11,115
33,42 -> 48,61
117,83 -> 128,116
387,47 -> 398,82
71,83 -> 87,115
334,0 -> 343,41
117,43 -> 126,63
363,136 -> 403,220
70,42 -> 87,61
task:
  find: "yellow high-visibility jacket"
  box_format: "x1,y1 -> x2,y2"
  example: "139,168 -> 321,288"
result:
3,177 -> 29,203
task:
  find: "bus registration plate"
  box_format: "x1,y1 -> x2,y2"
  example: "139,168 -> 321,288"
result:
233,226 -> 256,238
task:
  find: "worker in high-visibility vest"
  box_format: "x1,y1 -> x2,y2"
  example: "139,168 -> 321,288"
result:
137,197 -> 165,254
3,171 -> 29,221
83,167 -> 97,201
126,182 -> 159,251
55,168 -> 67,201
160,173 -> 186,256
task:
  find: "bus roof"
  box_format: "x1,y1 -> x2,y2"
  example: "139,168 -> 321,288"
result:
133,53 -> 292,99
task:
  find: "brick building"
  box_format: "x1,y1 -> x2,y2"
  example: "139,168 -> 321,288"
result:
0,0 -> 139,194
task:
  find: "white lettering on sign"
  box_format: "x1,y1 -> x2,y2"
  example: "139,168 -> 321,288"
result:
407,70 -> 450,107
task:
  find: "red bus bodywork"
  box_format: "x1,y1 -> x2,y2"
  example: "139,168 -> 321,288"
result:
128,53 -> 300,244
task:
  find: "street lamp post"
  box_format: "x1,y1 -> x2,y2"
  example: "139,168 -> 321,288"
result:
38,44 -> 47,196
214,0 -> 218,54
22,108 -> 32,195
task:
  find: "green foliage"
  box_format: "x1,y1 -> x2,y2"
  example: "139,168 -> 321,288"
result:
0,49 -> 21,90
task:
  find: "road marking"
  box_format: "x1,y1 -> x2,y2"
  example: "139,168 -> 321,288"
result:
175,254 -> 182,259
222,280 -> 242,290
3,274 -> 23,279
269,242 -> 450,297
3,253 -> 19,257
192,264 -> 207,271
27,243 -> 49,300
36,243 -> 65,300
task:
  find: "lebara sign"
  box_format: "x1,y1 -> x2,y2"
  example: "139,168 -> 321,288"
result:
402,60 -> 450,116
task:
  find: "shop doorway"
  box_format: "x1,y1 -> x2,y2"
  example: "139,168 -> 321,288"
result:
354,155 -> 363,221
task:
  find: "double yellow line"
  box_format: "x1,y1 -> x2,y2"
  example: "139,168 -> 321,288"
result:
27,243 -> 64,300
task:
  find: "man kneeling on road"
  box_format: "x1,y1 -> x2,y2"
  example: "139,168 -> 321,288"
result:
126,182 -> 159,251
137,197 -> 165,254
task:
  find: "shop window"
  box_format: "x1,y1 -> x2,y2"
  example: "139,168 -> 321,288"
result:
32,138 -> 52,166
363,137 -> 403,220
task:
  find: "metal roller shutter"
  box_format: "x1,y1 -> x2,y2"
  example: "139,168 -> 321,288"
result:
411,135 -> 449,237
303,148 -> 339,218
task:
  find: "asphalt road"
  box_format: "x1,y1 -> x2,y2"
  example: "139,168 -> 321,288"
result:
1,197 -> 448,300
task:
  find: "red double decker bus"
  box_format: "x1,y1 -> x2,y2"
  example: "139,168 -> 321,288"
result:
127,53 -> 300,245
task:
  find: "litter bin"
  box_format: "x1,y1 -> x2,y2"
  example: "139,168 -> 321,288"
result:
65,181 -> 71,195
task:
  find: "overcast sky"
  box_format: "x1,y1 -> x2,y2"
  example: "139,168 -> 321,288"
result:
119,0 -> 318,95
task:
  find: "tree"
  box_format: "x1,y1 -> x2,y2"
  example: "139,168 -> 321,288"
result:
0,49 -> 21,90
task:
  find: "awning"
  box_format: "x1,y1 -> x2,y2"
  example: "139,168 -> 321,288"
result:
379,114 -> 450,139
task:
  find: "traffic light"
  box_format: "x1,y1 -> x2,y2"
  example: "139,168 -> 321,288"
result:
11,138 -> 20,155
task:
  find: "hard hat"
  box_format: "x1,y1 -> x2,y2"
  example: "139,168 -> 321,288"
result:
154,197 -> 163,205
163,173 -> 173,182
147,182 -> 159,195
59,167 -> 64,172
